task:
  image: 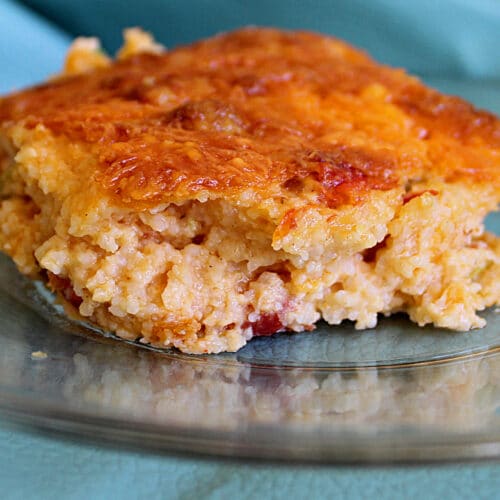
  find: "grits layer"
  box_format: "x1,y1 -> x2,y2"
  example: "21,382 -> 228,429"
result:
0,126 -> 498,353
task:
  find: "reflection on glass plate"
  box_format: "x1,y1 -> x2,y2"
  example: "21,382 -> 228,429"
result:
0,243 -> 499,462
0,81 -> 498,464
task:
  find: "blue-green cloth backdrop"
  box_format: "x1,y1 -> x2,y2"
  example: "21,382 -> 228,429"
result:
18,0 -> 500,78
1,0 -> 500,498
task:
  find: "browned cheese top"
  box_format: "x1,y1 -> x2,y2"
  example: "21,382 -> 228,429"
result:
1,28 -> 499,207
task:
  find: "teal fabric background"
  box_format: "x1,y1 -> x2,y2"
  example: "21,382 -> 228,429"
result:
0,0 -> 70,93
2,426 -> 500,500
1,1 -> 500,498
19,0 -> 500,78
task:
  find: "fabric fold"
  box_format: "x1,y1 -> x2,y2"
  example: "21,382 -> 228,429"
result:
0,0 -> 70,93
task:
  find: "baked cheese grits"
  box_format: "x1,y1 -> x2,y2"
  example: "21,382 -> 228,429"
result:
0,28 -> 499,353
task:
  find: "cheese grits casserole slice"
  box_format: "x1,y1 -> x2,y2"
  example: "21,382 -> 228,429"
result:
0,28 -> 499,354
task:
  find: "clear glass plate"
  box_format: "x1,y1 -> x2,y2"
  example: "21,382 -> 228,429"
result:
0,79 -> 499,464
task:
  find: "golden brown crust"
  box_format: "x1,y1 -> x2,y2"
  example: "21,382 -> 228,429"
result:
1,28 -> 499,208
